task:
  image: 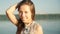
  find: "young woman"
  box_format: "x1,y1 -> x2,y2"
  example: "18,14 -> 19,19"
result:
6,0 -> 43,34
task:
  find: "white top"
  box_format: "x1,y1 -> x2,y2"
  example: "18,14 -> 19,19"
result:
20,21 -> 40,34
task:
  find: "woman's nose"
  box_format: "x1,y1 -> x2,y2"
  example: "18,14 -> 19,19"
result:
22,13 -> 25,17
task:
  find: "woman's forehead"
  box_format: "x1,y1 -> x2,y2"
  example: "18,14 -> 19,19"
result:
19,5 -> 31,11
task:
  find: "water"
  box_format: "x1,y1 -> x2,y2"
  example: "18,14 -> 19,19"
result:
0,14 -> 60,34
0,21 -> 17,34
37,20 -> 60,34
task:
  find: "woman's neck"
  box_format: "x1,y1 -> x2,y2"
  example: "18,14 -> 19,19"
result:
24,21 -> 33,28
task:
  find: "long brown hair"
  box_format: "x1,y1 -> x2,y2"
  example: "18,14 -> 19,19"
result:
17,0 -> 35,20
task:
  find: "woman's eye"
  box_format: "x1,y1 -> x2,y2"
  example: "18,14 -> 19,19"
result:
19,11 -> 22,13
25,11 -> 28,13
20,11 -> 22,13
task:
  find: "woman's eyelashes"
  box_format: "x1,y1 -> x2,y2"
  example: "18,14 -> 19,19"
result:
19,11 -> 28,14
25,11 -> 28,13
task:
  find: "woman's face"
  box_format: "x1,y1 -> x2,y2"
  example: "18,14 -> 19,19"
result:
19,5 -> 32,24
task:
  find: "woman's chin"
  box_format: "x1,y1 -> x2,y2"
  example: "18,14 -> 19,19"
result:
22,21 -> 28,24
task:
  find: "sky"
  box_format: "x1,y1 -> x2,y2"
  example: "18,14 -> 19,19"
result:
0,0 -> 60,15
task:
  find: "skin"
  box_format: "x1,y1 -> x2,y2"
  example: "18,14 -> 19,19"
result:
6,3 -> 43,34
6,4 -> 18,26
18,5 -> 33,27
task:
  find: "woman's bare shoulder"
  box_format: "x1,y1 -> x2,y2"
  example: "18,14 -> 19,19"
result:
34,22 -> 41,29
33,22 -> 43,34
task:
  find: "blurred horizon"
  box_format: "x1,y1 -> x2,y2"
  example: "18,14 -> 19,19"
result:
0,14 -> 60,21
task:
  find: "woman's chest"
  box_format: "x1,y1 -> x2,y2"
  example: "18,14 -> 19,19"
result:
21,26 -> 36,34
21,23 -> 37,34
